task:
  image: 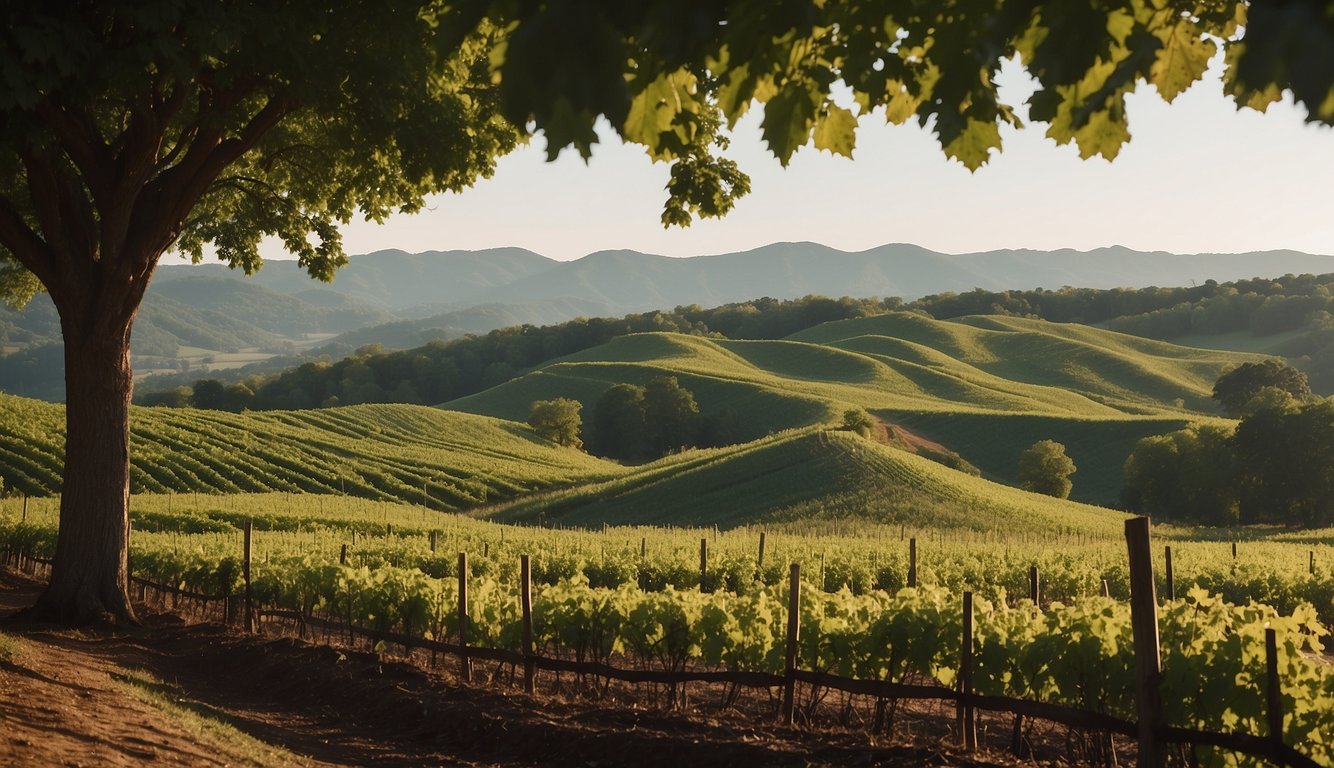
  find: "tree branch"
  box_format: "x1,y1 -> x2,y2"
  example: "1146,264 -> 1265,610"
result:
34,100 -> 113,203
116,93 -> 292,320
165,94 -> 292,235
0,194 -> 58,291
17,145 -> 81,283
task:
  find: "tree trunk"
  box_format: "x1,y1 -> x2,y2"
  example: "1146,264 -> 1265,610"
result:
27,316 -> 137,625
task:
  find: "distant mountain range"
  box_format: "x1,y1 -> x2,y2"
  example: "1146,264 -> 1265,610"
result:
154,242 -> 1334,314
3,242 -> 1332,400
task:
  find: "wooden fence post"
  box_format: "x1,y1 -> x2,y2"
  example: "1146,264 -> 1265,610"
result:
1310,551 -> 1315,576
521,553 -> 535,694
339,543 -> 347,565
782,562 -> 800,726
908,537 -> 917,588
21,494 -> 26,522
1125,517 -> 1166,768
959,591 -> 977,751
1028,565 -> 1040,607
699,537 -> 708,591
640,537 -> 646,559
1266,628 -> 1283,743
243,520 -> 253,634
757,532 -> 766,577
1164,545 -> 1174,601
430,530 -> 437,553
459,552 -> 472,683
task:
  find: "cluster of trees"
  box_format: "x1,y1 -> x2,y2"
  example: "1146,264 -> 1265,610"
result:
147,296 -> 890,411
1211,359 -> 1312,417
913,274 -> 1334,330
1124,364 -> 1332,527
528,376 -> 726,462
137,379 -> 259,412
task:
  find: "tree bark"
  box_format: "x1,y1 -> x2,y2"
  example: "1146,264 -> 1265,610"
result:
26,313 -> 137,625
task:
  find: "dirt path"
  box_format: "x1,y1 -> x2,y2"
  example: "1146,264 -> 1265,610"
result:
1,571 -> 1021,767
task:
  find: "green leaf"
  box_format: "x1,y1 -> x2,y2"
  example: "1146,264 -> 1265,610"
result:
623,69 -> 700,160
541,99 -> 599,161
760,82 -> 821,166
812,104 -> 857,158
942,118 -> 1001,171
1150,20 -> 1215,103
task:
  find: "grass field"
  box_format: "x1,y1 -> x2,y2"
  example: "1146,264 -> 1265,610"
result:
485,427 -> 1130,534
449,313 -> 1260,505
0,395 -> 617,509
0,313 -> 1265,522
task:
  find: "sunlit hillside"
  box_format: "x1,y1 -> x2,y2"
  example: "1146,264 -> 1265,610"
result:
0,395 -> 617,508
448,313 -> 1258,504
486,427 -> 1130,535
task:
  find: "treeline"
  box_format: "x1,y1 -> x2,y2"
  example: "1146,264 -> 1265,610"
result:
1122,396 -> 1334,527
140,272 -> 1334,412
1122,362 -> 1330,527
139,296 -> 893,410
527,375 -> 735,461
912,273 -> 1334,391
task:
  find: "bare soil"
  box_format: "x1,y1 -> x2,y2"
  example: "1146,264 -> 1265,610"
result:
0,570 -> 1033,767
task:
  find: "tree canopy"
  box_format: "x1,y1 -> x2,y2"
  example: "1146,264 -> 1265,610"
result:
6,0 -> 1334,624
1212,359 -> 1312,416
1123,397 -> 1334,527
527,397 -> 583,448
1017,439 -> 1075,499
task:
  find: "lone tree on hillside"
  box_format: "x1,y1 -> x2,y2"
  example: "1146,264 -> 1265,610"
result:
590,383 -> 649,461
841,408 -> 878,439
643,375 -> 700,455
1018,440 -> 1076,499
1212,359 -> 1312,417
527,398 -> 583,449
4,2 -> 1332,624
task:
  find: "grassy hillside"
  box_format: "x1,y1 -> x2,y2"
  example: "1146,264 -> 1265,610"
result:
0,395 -> 616,509
789,312 -> 1256,413
486,428 -> 1129,535
885,412 -> 1198,505
449,315 -> 1259,504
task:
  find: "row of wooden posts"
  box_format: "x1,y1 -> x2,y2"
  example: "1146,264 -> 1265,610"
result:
228,517 -> 1311,767
4,514 -> 1312,767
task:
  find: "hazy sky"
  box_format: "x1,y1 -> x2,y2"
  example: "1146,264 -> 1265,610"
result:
201,59 -> 1334,265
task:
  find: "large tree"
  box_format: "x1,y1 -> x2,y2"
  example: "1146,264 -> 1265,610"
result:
1017,439 -> 1076,499
1212,359 -> 1312,417
5,1 -> 1334,624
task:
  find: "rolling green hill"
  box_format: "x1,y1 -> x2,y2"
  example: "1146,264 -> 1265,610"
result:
486,428 -> 1129,535
449,314 -> 1261,505
0,394 -> 616,509
789,313 -> 1252,413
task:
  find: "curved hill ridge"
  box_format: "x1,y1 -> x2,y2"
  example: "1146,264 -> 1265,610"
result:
447,313 -> 1258,505
0,395 -> 616,507
487,428 -> 1128,534
451,312 -> 1259,422
787,312 -> 1255,412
